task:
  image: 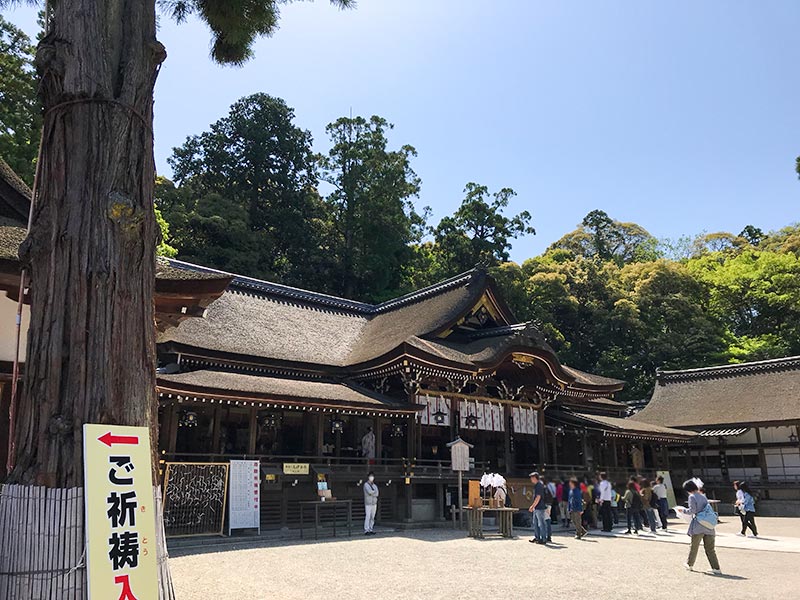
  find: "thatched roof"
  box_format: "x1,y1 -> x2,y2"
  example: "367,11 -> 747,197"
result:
158,369 -> 415,412
0,157 -> 31,226
160,269 -> 489,368
552,409 -> 695,442
632,356 -> 800,429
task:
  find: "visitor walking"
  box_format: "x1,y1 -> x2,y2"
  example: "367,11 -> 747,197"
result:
734,481 -> 758,537
556,479 -> 568,527
653,476 -> 669,530
542,476 -> 554,542
363,472 -> 379,535
640,480 -> 659,533
597,472 -> 614,532
683,479 -> 722,574
623,481 -> 643,534
528,472 -> 548,544
568,477 -> 587,539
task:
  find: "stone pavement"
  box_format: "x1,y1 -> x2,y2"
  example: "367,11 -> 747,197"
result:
170,517 -> 800,600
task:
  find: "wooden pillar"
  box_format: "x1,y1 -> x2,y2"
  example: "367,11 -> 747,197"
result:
755,427 -> 770,486
375,416 -> 383,463
167,403 -> 179,455
315,413 -> 324,457
611,438 -> 619,468
211,406 -> 223,455
537,409 -> 547,467
435,483 -> 445,521
248,407 -> 258,455
503,405 -> 513,473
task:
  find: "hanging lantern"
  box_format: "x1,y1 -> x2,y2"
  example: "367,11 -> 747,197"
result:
260,413 -> 280,429
178,410 -> 198,428
331,418 -> 345,434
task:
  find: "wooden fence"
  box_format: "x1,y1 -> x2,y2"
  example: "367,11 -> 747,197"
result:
0,483 -> 174,599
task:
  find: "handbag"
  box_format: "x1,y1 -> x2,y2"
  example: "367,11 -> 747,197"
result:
695,503 -> 718,529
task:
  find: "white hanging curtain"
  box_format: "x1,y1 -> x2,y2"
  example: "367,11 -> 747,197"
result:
417,395 -> 451,427
512,406 -> 539,435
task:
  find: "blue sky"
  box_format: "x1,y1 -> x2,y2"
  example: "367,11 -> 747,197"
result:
7,1 -> 800,262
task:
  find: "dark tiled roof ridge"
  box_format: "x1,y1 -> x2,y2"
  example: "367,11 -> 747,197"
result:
657,355 -> 800,384
164,257 -> 480,316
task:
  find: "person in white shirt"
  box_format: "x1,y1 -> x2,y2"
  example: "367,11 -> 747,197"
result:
652,476 -> 669,530
363,472 -> 379,534
597,472 -> 614,532
361,427 -> 376,460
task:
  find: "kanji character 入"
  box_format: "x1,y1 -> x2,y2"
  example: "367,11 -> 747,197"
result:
108,531 -> 139,570
107,491 -> 138,528
108,456 -> 135,485
114,574 -> 139,600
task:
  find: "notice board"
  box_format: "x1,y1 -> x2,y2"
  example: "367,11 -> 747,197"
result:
228,459 -> 261,534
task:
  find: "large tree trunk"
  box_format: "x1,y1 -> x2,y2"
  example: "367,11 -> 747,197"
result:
0,1 -> 171,596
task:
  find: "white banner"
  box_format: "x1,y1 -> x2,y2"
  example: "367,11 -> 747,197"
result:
459,400 -> 505,432
418,395 -> 451,426
512,406 -> 539,435
228,460 -> 260,534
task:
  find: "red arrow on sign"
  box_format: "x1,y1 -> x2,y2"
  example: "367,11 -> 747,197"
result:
98,432 -> 139,447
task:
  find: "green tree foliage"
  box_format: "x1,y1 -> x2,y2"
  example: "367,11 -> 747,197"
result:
549,209 -> 660,265
155,206 -> 177,257
160,0 -> 354,64
317,115 -> 426,301
0,15 -> 40,185
162,93 -> 329,286
432,183 -> 534,276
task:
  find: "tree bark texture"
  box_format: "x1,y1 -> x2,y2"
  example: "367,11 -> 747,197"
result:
1,0 -> 173,597
9,0 -> 165,488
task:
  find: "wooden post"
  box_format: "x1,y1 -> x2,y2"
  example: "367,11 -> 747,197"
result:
248,407 -> 258,455
211,407 -> 223,455
167,403 -> 179,455
755,428 -> 770,485
315,413 -> 324,457
537,409 -> 548,467
374,416 -> 382,463
503,405 -> 512,472
612,438 -> 619,468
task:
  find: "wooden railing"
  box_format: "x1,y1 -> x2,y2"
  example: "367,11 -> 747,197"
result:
160,452 -> 488,479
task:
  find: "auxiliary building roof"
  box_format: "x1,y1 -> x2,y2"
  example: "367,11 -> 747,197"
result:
632,355 -> 800,429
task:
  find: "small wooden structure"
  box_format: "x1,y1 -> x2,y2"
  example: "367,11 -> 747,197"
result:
464,506 -> 518,539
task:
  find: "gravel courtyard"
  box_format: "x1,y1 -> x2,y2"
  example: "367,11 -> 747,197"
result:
170,517 -> 800,600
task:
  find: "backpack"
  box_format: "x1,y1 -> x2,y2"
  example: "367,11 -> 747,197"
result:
695,503 -> 718,530
543,485 -> 554,505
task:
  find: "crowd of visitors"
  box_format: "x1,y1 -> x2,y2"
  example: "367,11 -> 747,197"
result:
527,471 -> 672,539
521,470 -> 763,575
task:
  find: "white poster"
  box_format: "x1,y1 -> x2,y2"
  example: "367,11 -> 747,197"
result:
228,459 -> 261,534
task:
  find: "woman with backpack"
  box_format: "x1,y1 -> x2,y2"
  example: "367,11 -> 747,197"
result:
683,479 -> 721,574
623,480 -> 643,534
734,481 -> 758,537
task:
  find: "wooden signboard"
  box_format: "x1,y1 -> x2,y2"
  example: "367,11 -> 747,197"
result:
283,463 -> 310,475
83,424 -> 159,600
